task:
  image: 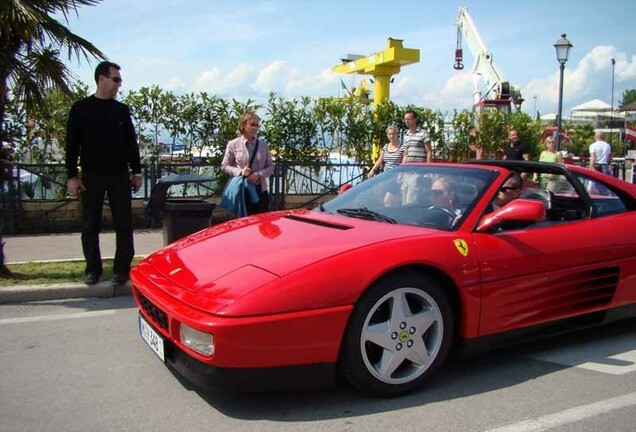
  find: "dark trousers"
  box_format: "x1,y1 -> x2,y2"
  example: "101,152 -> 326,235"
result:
245,189 -> 269,215
81,172 -> 134,277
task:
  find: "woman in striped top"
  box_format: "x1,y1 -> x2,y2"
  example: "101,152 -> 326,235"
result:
367,124 -> 404,178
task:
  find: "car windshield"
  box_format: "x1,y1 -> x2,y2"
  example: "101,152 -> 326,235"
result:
318,165 -> 497,230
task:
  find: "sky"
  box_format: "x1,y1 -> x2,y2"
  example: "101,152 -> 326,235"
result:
58,0 -> 636,118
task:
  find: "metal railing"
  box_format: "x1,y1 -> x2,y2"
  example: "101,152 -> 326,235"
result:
1,159 -> 368,234
566,156 -> 633,181
4,157 -> 630,234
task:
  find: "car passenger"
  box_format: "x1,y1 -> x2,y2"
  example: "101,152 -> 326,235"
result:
481,171 -> 534,232
491,171 -> 523,211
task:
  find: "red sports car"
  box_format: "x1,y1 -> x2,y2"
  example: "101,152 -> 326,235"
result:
132,160 -> 636,396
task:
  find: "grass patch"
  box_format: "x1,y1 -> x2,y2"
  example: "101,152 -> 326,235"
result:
0,258 -> 144,287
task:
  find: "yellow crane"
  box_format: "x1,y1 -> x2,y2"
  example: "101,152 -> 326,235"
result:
344,79 -> 373,105
332,38 -> 420,109
326,78 -> 373,105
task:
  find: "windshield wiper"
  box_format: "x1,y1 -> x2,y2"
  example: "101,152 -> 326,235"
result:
336,207 -> 397,224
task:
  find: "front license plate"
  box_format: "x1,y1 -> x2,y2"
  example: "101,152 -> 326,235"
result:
138,314 -> 165,362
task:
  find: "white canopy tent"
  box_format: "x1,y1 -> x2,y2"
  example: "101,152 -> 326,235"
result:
571,99 -> 611,114
569,99 -> 624,123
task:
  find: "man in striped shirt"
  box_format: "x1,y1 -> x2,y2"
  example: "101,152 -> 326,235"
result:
402,110 -> 432,163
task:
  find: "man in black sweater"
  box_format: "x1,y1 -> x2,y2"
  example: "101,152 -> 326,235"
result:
503,129 -> 529,161
66,61 -> 142,286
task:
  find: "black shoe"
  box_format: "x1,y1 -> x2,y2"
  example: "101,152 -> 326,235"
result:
112,273 -> 129,286
84,273 -> 100,285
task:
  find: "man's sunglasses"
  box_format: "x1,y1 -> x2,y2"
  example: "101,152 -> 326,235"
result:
500,186 -> 520,192
106,76 -> 122,83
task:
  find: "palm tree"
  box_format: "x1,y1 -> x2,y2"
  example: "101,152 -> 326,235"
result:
0,0 -> 106,276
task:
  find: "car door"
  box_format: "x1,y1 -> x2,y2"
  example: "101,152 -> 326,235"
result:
472,174 -> 633,337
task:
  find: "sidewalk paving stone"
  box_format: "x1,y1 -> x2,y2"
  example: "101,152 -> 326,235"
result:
1,229 -> 162,304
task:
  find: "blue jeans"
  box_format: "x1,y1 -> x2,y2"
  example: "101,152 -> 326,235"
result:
595,163 -> 612,176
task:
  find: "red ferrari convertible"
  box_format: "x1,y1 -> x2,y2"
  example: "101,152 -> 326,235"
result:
132,160 -> 636,396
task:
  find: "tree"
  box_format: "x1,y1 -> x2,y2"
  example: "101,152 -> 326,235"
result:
262,93 -> 318,163
449,110 -> 475,162
475,110 -> 508,158
0,0 -> 106,276
564,123 -> 594,156
619,89 -> 636,108
124,85 -> 167,159
30,85 -> 90,163
0,0 -> 106,141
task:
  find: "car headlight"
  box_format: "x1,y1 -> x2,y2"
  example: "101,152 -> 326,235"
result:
180,324 -> 214,356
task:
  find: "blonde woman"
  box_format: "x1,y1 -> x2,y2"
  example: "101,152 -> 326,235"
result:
534,136 -> 563,192
221,111 -> 275,215
367,125 -> 404,178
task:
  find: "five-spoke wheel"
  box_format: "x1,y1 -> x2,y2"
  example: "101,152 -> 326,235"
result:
340,272 -> 454,396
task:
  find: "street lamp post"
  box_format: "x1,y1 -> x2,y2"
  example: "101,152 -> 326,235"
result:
610,58 -> 615,145
554,34 -> 572,151
533,95 -> 538,120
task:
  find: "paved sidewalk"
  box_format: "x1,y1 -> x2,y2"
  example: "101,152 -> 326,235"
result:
4,229 -> 164,264
0,229 -> 165,304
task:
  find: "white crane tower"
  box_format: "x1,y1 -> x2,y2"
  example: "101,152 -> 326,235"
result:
454,6 -> 522,113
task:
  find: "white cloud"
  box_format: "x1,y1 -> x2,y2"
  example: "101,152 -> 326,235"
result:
570,47 -> 636,106
194,61 -> 343,102
615,53 -> 636,83
521,75 -> 560,115
448,45 -> 636,116
438,72 -> 475,109
163,77 -> 186,91
254,60 -> 295,94
389,71 -> 477,111
137,43 -> 635,118
194,64 -> 254,95
284,67 -> 338,98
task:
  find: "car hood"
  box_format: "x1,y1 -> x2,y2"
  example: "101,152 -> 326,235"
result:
137,209 -> 436,311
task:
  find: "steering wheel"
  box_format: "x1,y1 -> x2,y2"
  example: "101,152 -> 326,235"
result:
426,206 -> 457,228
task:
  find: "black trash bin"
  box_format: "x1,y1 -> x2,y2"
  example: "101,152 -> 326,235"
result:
163,199 -> 214,245
145,173 -> 215,245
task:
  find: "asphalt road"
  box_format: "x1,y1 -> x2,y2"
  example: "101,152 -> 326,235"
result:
1,297 -> 635,432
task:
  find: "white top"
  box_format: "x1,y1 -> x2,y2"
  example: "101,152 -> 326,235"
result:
403,128 -> 430,162
589,140 -> 611,164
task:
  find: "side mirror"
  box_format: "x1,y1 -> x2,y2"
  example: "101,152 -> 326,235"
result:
476,199 -> 545,233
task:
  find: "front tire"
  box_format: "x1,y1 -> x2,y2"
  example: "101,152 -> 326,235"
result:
340,271 -> 454,397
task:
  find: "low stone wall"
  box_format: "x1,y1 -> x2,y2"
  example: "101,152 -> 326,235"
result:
11,194 -> 335,234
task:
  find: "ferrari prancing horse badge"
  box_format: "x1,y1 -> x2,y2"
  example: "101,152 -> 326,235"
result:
453,239 -> 468,257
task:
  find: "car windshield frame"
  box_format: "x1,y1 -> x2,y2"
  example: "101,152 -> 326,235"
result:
317,164 -> 498,230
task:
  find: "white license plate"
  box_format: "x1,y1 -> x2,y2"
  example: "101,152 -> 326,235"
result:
138,314 -> 165,362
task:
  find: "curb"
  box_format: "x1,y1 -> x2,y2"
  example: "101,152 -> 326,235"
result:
0,281 -> 132,304
6,254 -> 149,266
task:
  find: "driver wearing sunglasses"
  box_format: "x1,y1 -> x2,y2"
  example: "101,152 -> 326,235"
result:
492,171 -> 522,211
428,177 -> 463,226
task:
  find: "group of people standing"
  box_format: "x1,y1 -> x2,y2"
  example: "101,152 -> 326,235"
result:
369,116 -> 613,181
367,110 -> 432,178
368,116 -> 535,180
